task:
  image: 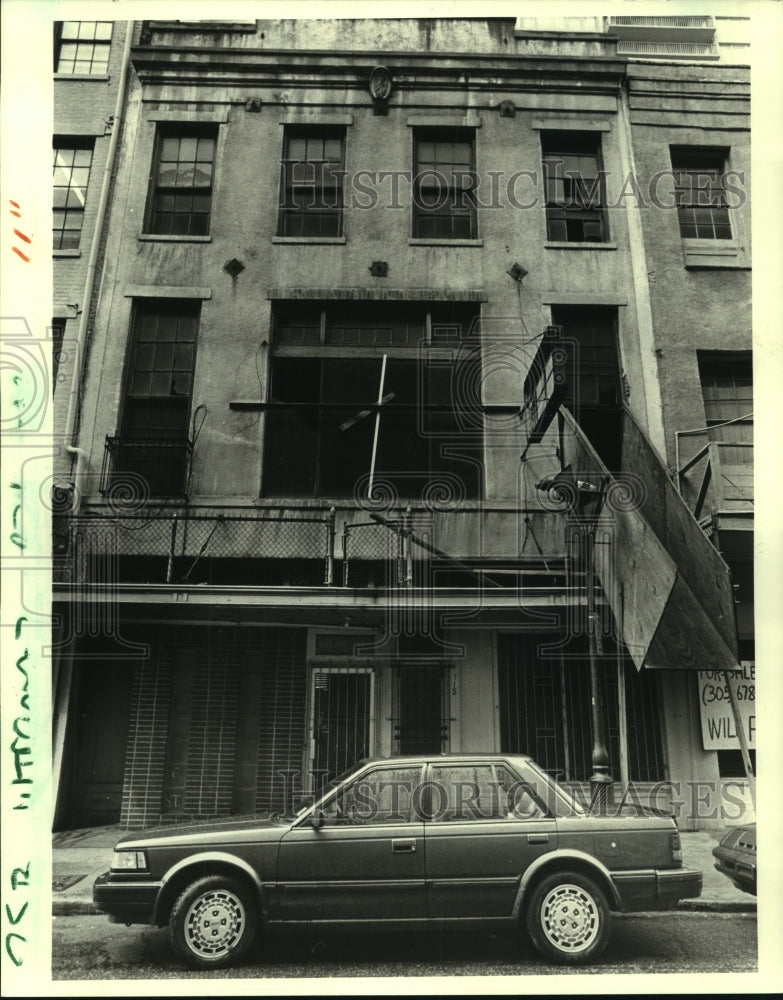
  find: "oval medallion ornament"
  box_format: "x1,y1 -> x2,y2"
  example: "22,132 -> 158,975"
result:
369,65 -> 393,100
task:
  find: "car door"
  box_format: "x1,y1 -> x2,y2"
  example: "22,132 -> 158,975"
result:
277,763 -> 426,923
424,761 -> 558,920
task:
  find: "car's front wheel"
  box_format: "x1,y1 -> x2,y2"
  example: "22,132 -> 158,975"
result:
169,874 -> 259,969
525,871 -> 610,965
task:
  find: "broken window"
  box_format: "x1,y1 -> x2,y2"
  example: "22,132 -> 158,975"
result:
262,302 -> 481,499
551,305 -> 622,470
542,131 -> 607,243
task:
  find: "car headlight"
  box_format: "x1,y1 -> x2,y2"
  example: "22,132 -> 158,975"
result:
111,849 -> 148,872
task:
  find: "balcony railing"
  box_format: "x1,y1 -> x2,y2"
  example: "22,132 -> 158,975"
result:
53,505 -> 569,590
678,439 -> 754,520
606,15 -> 716,42
101,436 -> 194,500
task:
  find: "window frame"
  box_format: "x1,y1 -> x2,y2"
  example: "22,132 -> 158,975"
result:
412,127 -> 478,240
54,20 -> 113,75
670,146 -> 733,241
262,301 -> 482,500
541,131 -> 608,243
53,138 -> 94,250
143,124 -> 219,237
277,125 -> 346,238
113,299 -> 201,497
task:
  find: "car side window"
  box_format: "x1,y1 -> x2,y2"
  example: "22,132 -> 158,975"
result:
427,763 -> 545,822
321,766 -> 421,825
429,764 -> 506,822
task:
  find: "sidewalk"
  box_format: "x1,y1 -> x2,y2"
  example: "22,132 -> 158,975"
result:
52,826 -> 756,917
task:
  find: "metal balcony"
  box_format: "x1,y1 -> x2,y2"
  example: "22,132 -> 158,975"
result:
606,15 -> 716,42
101,436 -> 194,500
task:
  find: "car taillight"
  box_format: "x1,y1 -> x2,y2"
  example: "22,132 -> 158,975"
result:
670,829 -> 682,865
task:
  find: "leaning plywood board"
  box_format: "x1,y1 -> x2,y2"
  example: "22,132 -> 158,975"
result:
559,407 -> 740,672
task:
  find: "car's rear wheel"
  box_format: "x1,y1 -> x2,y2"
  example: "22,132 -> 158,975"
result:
525,871 -> 610,965
169,875 -> 259,969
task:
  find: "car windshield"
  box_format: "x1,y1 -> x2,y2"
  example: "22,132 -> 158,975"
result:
293,759 -> 370,818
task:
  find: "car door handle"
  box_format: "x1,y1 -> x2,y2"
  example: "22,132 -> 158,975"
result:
527,833 -> 549,844
392,839 -> 416,853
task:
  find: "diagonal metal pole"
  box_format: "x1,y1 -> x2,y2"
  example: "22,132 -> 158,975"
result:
368,354 -> 387,500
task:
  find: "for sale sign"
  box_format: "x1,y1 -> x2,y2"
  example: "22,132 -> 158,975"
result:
698,662 -> 756,750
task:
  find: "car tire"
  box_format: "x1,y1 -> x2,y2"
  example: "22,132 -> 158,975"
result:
169,874 -> 259,969
525,871 -> 611,965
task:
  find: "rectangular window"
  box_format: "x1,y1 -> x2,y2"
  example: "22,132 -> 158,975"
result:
55,21 -> 112,75
542,131 -> 607,242
278,127 -> 345,237
671,147 -> 732,239
145,126 -> 217,236
413,129 -> 476,239
698,352 -> 753,440
263,302 -> 481,499
551,305 -> 621,470
53,140 -> 93,249
51,318 -> 65,391
112,300 -> 199,496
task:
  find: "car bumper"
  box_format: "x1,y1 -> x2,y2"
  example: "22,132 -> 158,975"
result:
612,867 -> 702,912
93,872 -> 162,925
712,849 -> 757,896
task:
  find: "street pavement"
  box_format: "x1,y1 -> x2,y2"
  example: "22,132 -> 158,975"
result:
52,824 -> 756,916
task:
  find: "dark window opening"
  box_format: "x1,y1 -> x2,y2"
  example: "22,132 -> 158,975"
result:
671,147 -> 732,240
114,300 -> 199,496
413,128 -> 477,239
51,318 -> 66,391
146,126 -> 217,236
551,305 -> 622,471
278,127 -> 345,237
698,352 -> 752,443
263,302 -> 481,499
717,749 -> 756,779
55,21 -> 112,75
396,665 -> 446,755
542,131 -> 607,243
53,139 -> 94,249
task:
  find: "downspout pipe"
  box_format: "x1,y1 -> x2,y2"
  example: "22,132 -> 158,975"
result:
63,21 -> 134,510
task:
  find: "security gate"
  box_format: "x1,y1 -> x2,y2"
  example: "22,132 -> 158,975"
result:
308,667 -> 375,787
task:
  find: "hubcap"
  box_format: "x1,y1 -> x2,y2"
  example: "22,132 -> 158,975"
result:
185,889 -> 246,958
540,883 -> 600,953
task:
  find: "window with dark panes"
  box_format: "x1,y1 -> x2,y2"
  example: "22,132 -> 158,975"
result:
262,302 -> 481,499
542,131 -> 607,243
413,129 -> 476,239
55,21 -> 112,74
278,127 -> 345,237
113,301 -> 199,496
51,318 -> 65,391
698,352 -> 752,442
671,147 -> 732,240
53,140 -> 93,249
551,305 -> 622,470
146,127 -> 217,236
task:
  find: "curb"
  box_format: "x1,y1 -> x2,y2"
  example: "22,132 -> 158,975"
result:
678,899 -> 757,914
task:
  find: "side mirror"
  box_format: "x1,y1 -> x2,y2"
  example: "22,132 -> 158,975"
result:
309,809 -> 325,830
